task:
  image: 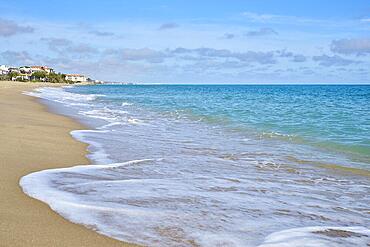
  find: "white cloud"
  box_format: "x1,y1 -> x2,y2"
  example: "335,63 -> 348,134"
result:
170,47 -> 277,64
158,22 -> 179,30
241,11 -> 338,27
313,54 -> 359,66
105,48 -> 168,63
41,38 -> 97,56
0,50 -> 35,65
89,30 -> 114,36
331,38 -> 370,56
242,12 -> 283,22
221,33 -> 235,39
0,18 -> 34,37
245,28 -> 278,37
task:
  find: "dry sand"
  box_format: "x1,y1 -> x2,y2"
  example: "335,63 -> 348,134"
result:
0,81 -> 138,246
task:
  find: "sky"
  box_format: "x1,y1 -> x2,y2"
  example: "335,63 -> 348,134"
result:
0,0 -> 369,84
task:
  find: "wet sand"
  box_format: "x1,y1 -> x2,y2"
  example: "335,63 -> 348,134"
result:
0,81 -> 138,246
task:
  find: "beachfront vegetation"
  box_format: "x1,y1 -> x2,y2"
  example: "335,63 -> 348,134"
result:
30,72 -> 72,83
31,71 -> 68,83
0,65 -> 91,84
31,71 -> 47,79
46,73 -> 70,83
0,71 -> 75,84
8,71 -> 20,80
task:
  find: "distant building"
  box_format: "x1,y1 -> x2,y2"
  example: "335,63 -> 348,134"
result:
0,65 -> 9,75
19,66 -> 32,74
0,64 -> 94,83
31,66 -> 54,74
12,74 -> 31,81
65,74 -> 87,82
8,67 -> 20,73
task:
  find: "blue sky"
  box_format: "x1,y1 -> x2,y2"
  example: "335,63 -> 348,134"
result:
0,0 -> 369,83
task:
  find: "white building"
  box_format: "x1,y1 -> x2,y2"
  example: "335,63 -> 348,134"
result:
12,74 -> 31,81
19,66 -> 32,74
31,66 -> 54,74
94,79 -> 104,84
65,74 -> 87,82
0,65 -> 9,75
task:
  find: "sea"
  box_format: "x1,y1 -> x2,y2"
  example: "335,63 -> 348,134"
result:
21,85 -> 370,247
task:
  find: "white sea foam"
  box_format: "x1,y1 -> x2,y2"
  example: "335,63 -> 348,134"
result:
127,118 -> 142,125
99,122 -> 126,129
19,154 -> 370,246
24,87 -> 104,105
258,226 -> 370,247
80,109 -> 144,126
26,87 -> 142,126
80,108 -> 133,123
71,129 -> 113,165
122,102 -> 133,106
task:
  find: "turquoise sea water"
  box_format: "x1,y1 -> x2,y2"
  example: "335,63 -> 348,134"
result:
21,85 -> 370,247
71,84 -> 370,165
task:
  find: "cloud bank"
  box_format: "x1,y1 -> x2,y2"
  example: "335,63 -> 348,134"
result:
331,38 -> 370,56
0,18 -> 34,37
313,54 -> 359,66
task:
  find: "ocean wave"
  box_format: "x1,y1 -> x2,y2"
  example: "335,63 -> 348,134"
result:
258,226 -> 370,247
19,154 -> 370,246
24,87 -> 105,104
79,107 -> 146,126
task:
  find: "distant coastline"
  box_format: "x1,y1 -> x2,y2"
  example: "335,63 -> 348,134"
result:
0,64 -> 103,84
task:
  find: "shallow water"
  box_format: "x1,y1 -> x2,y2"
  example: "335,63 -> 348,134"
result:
21,85 -> 370,246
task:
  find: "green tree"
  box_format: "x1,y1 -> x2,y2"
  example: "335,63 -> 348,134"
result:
8,71 -> 20,80
0,75 -> 8,81
47,72 -> 69,83
32,71 -> 47,80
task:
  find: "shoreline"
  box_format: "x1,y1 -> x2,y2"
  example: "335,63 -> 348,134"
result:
2,81 -> 368,246
0,81 -> 137,246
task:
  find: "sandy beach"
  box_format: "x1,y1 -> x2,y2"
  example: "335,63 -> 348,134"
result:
0,81 -> 137,246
